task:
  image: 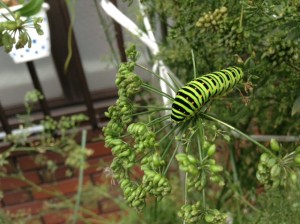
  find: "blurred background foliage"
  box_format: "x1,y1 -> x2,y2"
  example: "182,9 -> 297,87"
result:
120,1 -> 300,223
134,0 -> 300,135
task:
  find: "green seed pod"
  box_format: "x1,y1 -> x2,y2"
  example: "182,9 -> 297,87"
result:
124,187 -> 133,196
257,163 -> 266,172
131,199 -> 142,207
118,149 -> 131,158
266,158 -> 276,168
190,209 -> 199,216
272,179 -> 280,189
208,159 -> 216,165
290,170 -> 298,184
270,164 -> 281,178
210,164 -> 223,173
126,194 -> 135,203
138,190 -> 146,199
111,145 -> 122,154
270,138 -> 281,151
294,154 -> 300,165
188,165 -> 198,175
207,144 -> 216,156
176,153 -> 187,162
260,153 -> 270,162
153,174 -> 162,185
295,146 -> 300,154
157,177 -> 165,187
205,214 -> 214,223
120,179 -> 130,189
187,154 -> 198,164
220,6 -> 227,13
144,170 -> 156,178
152,153 -> 161,167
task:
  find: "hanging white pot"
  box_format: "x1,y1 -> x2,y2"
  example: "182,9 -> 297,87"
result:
0,2 -> 51,63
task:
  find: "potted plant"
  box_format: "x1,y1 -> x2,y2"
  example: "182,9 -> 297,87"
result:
0,0 -> 51,63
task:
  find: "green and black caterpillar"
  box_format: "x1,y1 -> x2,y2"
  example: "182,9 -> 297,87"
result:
171,66 -> 243,122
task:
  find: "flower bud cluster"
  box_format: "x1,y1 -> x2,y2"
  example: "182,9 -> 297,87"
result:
103,61 -> 143,177
178,202 -> 227,224
219,24 -> 248,53
262,38 -> 299,67
257,142 -> 300,189
103,50 -> 172,209
141,151 -> 166,170
104,96 -> 134,127
142,169 -> 171,200
115,63 -> 142,98
256,153 -> 280,188
127,123 -> 158,153
196,6 -> 228,32
119,178 -> 146,210
107,138 -> 135,170
176,143 -> 224,191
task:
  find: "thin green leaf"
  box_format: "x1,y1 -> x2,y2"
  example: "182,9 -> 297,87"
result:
291,96 -> 300,116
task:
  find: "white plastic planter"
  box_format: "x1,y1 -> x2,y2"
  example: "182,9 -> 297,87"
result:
0,3 -> 51,63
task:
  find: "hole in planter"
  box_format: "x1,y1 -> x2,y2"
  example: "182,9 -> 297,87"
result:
32,39 -> 37,44
35,51 -> 39,54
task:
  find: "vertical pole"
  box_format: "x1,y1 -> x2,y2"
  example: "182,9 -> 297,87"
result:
0,101 -> 11,134
160,13 -> 168,44
111,0 -> 127,62
26,61 -> 51,117
45,0 -> 98,129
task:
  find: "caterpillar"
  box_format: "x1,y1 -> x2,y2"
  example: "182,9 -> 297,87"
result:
171,66 -> 243,122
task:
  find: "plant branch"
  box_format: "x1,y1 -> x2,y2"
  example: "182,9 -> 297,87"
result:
72,130 -> 87,224
200,113 -> 276,157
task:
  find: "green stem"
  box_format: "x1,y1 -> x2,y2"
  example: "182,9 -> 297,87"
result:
136,64 -> 178,93
162,135 -> 175,158
191,49 -> 197,79
154,198 -> 158,222
134,105 -> 171,110
147,114 -> 171,127
64,0 -> 77,72
238,195 -> 261,213
131,108 -> 170,117
229,146 -> 242,223
197,119 -> 206,207
239,4 -> 244,30
163,142 -> 179,175
72,130 -> 87,224
142,83 -> 174,100
154,121 -> 173,135
200,113 -> 276,157
158,123 -> 180,145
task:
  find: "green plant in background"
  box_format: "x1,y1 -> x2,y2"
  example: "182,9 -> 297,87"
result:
0,0 -> 44,53
106,1 -> 300,222
0,0 -> 299,223
154,0 -> 300,134
103,38 -> 300,223
0,90 -> 96,223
